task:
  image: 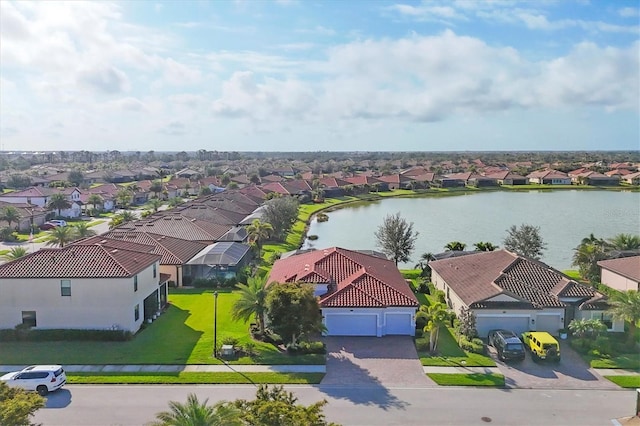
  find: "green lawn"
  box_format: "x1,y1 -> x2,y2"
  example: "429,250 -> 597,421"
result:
0,289 -> 324,366
427,373 -> 505,387
418,327 -> 496,367
68,372 -> 324,385
603,376 -> 640,388
590,354 -> 640,370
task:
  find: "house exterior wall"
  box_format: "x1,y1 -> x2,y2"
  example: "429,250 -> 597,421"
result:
431,270 -> 467,313
0,261 -> 160,332
321,306 -> 416,337
574,310 -> 624,332
0,196 -> 48,207
159,264 -> 184,286
600,269 -> 639,291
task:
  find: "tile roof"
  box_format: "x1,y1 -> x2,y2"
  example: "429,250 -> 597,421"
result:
118,215 -> 231,242
597,256 -> 640,282
430,250 -> 603,309
84,232 -> 208,265
267,247 -> 418,308
0,244 -> 160,278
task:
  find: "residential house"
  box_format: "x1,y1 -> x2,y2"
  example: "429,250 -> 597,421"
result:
0,201 -> 48,231
429,250 -> 622,337
0,243 -> 166,332
485,171 -> 529,185
79,233 -> 207,287
117,215 -> 233,245
344,175 -> 388,192
267,247 -> 419,337
377,174 -> 415,190
526,169 -> 571,185
622,171 -> 640,186
569,170 -> 620,186
174,168 -> 200,179
597,256 -> 640,292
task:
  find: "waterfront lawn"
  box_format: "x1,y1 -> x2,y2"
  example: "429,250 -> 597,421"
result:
68,372 -> 324,385
0,289 -> 324,366
418,327 -> 496,367
603,376 -> 640,388
427,373 -> 505,387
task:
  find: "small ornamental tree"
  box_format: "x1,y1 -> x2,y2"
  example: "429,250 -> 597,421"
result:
503,223 -> 547,260
266,282 -> 324,346
457,306 -> 478,340
374,212 -> 419,265
0,381 -> 45,426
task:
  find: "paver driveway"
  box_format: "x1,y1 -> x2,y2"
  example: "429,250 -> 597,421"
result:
321,336 -> 434,387
490,340 -> 619,389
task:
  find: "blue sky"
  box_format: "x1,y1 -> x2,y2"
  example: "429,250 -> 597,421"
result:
1,0 -> 638,152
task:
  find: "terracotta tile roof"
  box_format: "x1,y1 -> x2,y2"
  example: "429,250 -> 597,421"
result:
169,205 -> 247,225
267,247 -> 418,308
318,177 -> 351,188
84,232 -> 208,265
0,244 -> 160,278
0,186 -> 57,197
344,175 -> 383,186
526,169 -> 569,179
377,174 -> 414,184
118,216 -> 231,242
597,256 -> 640,282
430,250 -> 602,309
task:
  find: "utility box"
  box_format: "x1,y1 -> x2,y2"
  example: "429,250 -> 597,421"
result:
221,345 -> 235,358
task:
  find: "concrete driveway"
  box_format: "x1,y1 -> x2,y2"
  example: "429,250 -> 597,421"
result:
321,336 -> 434,387
489,340 -> 619,389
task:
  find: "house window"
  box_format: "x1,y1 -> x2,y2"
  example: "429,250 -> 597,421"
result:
153,263 -> 157,278
134,275 -> 138,292
22,311 -> 36,327
61,280 -> 71,296
134,304 -> 140,321
593,312 -> 613,330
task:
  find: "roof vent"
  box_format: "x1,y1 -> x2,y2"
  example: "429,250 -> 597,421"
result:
304,264 -> 310,271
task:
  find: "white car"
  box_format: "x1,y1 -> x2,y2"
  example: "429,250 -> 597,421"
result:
1,365 -> 66,395
49,219 -> 67,227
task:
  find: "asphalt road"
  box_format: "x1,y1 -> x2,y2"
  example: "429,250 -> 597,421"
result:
35,385 -> 635,426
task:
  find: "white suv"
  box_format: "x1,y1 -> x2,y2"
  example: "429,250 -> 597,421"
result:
1,365 -> 67,395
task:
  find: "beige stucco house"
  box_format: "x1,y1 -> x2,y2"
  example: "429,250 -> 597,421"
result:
429,250 -> 623,337
0,243 -> 167,333
598,256 -> 640,292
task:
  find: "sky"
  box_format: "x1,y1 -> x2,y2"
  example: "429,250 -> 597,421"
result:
1,0 -> 639,153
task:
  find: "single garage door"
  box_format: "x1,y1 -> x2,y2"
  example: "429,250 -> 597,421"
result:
385,313 -> 413,335
325,314 -> 377,336
476,316 -> 530,338
536,314 -> 562,335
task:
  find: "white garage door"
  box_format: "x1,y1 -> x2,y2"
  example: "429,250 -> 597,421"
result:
476,316 -> 530,338
325,314 -> 377,336
536,315 -> 562,335
385,313 -> 413,335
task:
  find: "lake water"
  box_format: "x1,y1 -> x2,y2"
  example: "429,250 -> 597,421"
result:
302,190 -> 640,271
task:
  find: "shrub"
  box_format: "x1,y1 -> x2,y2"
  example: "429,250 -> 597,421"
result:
221,336 -> 239,346
307,235 -> 319,241
459,336 -> 485,354
417,281 -> 430,294
182,276 -> 193,286
414,329 -> 423,338
298,341 -> 325,354
192,278 -> 218,288
264,331 -> 283,345
316,213 -> 329,222
428,282 -> 436,294
570,337 -> 591,354
242,341 -> 257,358
435,290 -> 446,304
1,328 -> 133,342
168,280 -> 176,288
416,339 -> 430,352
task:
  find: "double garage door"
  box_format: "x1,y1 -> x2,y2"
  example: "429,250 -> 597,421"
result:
476,316 -> 530,338
324,312 -> 414,336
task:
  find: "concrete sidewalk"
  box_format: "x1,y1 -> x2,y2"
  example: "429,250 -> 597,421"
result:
423,366 -> 640,376
0,364 -> 326,374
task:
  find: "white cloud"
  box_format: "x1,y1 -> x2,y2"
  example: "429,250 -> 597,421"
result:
296,25 -> 336,36
618,7 -> 639,18
163,58 -> 202,85
106,97 -> 147,112
77,65 -> 130,94
169,93 -> 208,108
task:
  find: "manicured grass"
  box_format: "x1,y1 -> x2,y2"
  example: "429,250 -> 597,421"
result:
590,354 -> 640,370
67,372 -> 324,385
0,289 -> 324,366
427,373 -> 505,387
418,327 -> 496,367
562,270 -> 583,281
87,220 -> 106,227
603,375 -> 640,388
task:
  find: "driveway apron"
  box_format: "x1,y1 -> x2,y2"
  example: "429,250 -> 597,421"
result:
321,336 -> 434,387
491,341 -> 619,389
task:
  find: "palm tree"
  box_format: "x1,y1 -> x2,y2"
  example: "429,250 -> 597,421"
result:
231,275 -> 270,335
116,188 -> 132,208
246,219 -> 273,256
74,222 -> 97,239
608,290 -> 640,345
109,211 -> 137,229
87,194 -> 104,214
0,205 -> 21,230
147,198 -> 163,213
47,193 -> 71,217
2,247 -> 28,261
416,302 -> 450,353
151,393 -> 241,426
150,181 -> 164,199
414,252 -> 434,273
45,226 -> 78,248
572,242 -> 607,283
608,233 -> 640,251
474,241 -> 497,252
444,241 -> 466,251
